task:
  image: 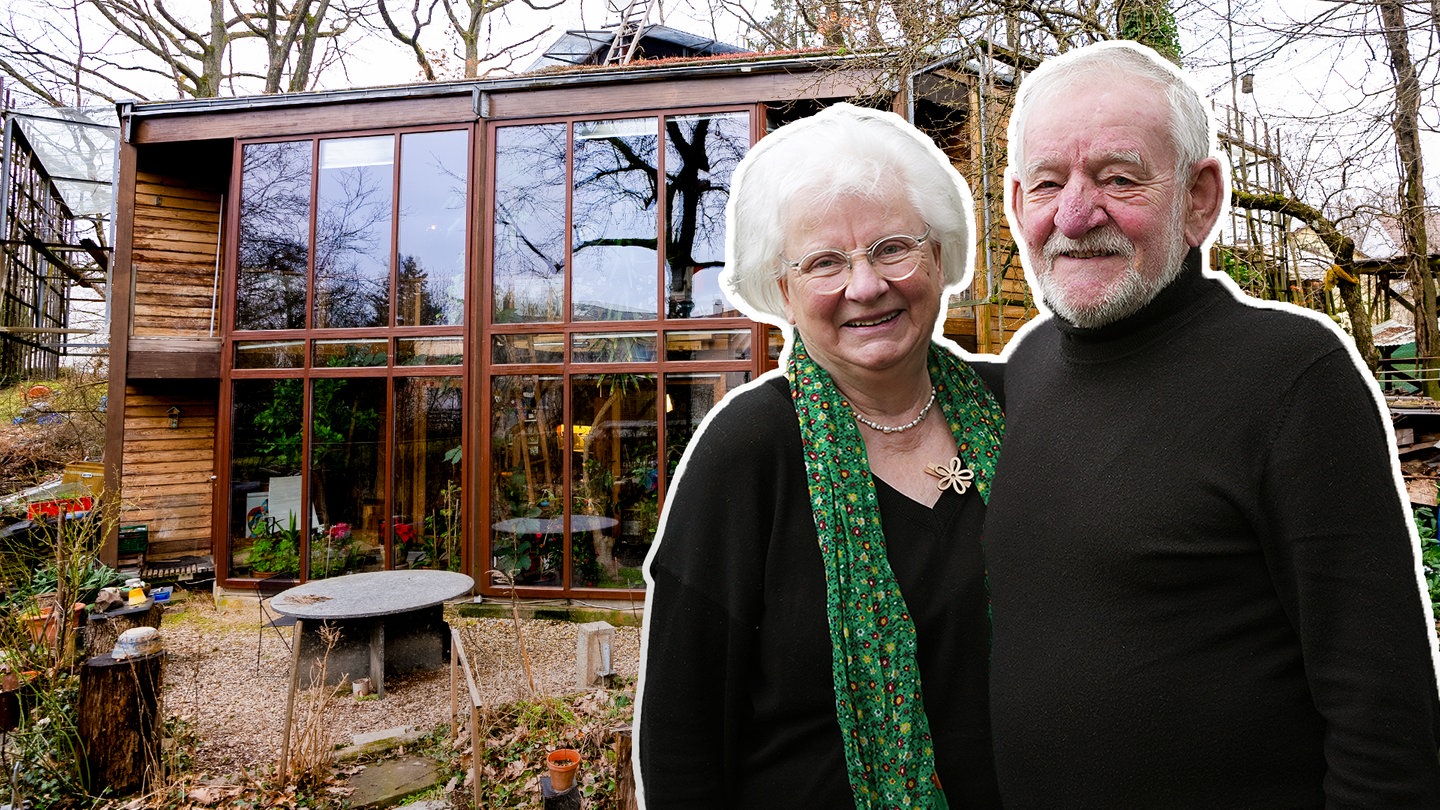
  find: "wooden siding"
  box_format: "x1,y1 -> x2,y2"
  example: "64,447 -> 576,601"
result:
923,68 -> 1037,354
131,174 -> 222,340
119,383 -> 217,561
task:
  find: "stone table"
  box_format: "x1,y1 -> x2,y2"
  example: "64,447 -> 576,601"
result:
271,569 -> 473,697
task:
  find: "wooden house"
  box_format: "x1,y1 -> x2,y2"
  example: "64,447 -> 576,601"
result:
103,41 -> 1036,601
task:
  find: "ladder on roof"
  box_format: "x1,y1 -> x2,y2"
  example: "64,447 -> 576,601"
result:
602,0 -> 656,66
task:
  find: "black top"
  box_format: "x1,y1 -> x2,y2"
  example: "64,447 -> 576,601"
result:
986,253 -> 1440,808
638,365 -> 1004,809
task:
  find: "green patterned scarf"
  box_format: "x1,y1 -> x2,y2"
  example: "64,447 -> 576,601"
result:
786,335 -> 1004,809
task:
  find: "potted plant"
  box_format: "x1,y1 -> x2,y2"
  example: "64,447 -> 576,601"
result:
546,748 -> 581,792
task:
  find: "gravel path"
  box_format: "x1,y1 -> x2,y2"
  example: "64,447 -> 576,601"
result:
158,589 -> 642,779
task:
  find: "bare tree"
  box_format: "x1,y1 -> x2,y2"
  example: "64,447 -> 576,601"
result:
1209,1 -> 1439,386
0,0 -> 367,104
373,0 -> 566,80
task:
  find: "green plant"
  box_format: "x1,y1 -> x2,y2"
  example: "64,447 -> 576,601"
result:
0,494 -> 122,805
413,480 -> 462,572
308,523 -> 363,579
1414,505 -> 1440,618
246,514 -> 302,577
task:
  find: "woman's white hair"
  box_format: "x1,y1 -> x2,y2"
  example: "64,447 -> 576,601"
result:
722,103 -> 976,323
1007,41 -> 1216,184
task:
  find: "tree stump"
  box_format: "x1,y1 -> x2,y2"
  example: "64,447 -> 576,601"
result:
77,651 -> 164,793
86,600 -> 163,657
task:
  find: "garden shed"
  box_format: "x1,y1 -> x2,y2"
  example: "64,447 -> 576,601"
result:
101,37 -> 1035,601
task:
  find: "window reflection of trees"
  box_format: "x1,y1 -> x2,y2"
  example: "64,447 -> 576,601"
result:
666,113 -> 748,319
493,125 -> 567,323
571,119 -> 660,322
314,137 -> 393,329
398,130 -> 468,326
237,141 -> 311,330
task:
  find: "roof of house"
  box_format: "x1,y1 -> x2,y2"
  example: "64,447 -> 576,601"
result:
526,24 -> 750,71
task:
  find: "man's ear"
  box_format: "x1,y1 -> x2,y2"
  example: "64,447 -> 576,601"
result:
1184,157 -> 1225,248
1007,173 -> 1026,235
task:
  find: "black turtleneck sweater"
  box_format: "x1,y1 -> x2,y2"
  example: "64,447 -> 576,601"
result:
985,252 -> 1440,808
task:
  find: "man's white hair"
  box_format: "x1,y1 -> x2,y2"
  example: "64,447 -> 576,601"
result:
1008,41 -> 1217,183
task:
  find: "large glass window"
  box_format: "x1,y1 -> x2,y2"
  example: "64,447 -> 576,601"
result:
236,142 -> 310,330
665,113 -> 749,319
487,108 -> 758,594
227,127 -> 469,583
492,124 -> 566,323
399,130 -> 468,326
572,118 -> 660,321
315,136 -> 394,328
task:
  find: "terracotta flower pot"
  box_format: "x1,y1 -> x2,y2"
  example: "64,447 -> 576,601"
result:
546,748 -> 580,792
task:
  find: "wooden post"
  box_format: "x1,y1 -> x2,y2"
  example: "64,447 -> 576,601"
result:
612,726 -> 638,810
450,631 -> 459,740
471,701 -> 482,810
77,651 -> 164,794
370,620 -> 385,698
279,619 -> 304,779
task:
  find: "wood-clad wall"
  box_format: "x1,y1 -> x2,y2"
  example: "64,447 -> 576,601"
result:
131,172 -> 222,337
119,382 -> 217,560
924,68 -> 1039,354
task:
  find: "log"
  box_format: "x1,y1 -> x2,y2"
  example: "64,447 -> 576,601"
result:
77,651 -> 164,793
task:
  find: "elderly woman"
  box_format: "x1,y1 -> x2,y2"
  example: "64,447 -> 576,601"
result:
634,104 -> 1004,809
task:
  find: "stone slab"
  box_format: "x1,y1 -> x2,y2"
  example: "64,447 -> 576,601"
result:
337,726 -> 430,760
344,755 -> 445,810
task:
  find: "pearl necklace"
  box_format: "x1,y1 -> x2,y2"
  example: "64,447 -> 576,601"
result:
851,388 -> 936,435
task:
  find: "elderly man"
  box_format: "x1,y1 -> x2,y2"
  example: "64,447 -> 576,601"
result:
984,41 -> 1440,807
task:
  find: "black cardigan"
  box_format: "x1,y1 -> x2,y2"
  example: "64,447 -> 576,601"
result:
637,366 -> 1004,809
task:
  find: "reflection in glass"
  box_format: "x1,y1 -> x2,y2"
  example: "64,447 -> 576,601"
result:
572,332 -> 657,363
394,377 -> 464,570
571,374 -> 657,589
665,112 -> 749,319
313,339 -> 388,367
229,379 -> 305,579
490,375 -> 565,586
664,372 -> 751,480
572,118 -> 659,322
492,333 -> 564,365
398,130 -> 467,326
397,336 -> 463,366
315,136 -> 394,329
664,329 -> 752,361
493,124 -> 566,323
767,326 -> 785,361
310,378 -> 387,577
235,340 -> 305,369
237,141 -> 311,331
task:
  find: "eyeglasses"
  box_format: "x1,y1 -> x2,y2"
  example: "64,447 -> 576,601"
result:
778,225 -> 932,294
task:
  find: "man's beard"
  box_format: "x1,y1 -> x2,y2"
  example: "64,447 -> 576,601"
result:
1034,208 -> 1188,329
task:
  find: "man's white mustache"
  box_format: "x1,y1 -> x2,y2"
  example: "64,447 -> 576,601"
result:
1043,228 -> 1136,261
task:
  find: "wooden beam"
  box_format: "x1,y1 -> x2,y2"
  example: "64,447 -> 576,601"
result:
127,349 -> 220,379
